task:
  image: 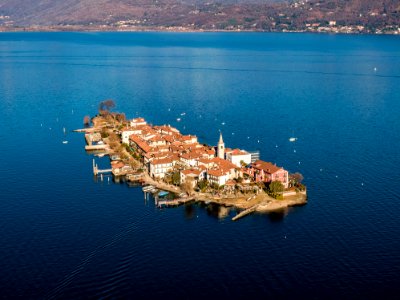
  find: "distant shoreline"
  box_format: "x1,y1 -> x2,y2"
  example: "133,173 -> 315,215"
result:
1,26 -> 399,35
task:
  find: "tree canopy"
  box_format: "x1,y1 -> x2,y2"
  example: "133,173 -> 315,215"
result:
99,99 -> 116,114
268,181 -> 284,198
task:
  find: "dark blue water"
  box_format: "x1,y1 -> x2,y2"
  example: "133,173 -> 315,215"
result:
1,32 -> 400,299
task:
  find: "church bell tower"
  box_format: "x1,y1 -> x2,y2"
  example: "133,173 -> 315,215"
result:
217,132 -> 225,159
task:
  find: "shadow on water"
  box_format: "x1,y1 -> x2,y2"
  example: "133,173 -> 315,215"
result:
203,203 -> 231,220
184,204 -> 195,220
265,208 -> 289,223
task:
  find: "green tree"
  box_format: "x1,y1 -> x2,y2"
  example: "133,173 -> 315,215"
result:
197,179 -> 209,192
268,181 -> 284,199
172,172 -> 180,186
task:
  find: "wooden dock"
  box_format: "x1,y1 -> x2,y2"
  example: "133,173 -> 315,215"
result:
85,144 -> 107,151
157,197 -> 195,207
232,204 -> 259,221
92,159 -> 112,175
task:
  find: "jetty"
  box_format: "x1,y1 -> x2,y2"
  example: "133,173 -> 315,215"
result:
157,197 -> 195,207
92,159 -> 112,175
232,204 -> 259,221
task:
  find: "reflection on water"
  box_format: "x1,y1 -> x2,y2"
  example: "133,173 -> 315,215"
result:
266,208 -> 289,222
184,204 -> 195,220
205,203 -> 231,219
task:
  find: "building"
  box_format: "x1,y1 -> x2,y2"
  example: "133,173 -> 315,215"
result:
247,151 -> 260,163
121,128 -> 142,144
207,168 -> 230,186
149,157 -> 175,179
226,149 -> 252,167
217,132 -> 225,159
129,134 -> 152,155
180,168 -> 206,188
248,160 -> 289,188
130,117 -> 147,127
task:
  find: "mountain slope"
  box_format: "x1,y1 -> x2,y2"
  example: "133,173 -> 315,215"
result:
0,0 -> 398,32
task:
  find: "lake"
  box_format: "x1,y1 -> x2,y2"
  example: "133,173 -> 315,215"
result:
0,32 -> 400,299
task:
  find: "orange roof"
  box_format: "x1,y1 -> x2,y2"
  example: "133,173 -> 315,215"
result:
129,134 -> 151,153
181,169 -> 203,176
132,117 -> 146,123
251,160 -> 283,174
230,149 -> 249,156
163,135 -> 175,143
211,157 -> 238,172
207,168 -> 226,177
148,135 -> 165,142
111,161 -> 125,169
198,158 -> 212,165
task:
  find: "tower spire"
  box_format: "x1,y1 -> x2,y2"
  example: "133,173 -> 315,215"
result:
217,131 -> 225,159
219,131 -> 224,144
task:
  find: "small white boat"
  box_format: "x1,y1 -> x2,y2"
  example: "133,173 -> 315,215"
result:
62,141 -> 68,144
142,185 -> 155,192
289,137 -> 297,142
180,112 -> 186,116
176,118 -> 181,122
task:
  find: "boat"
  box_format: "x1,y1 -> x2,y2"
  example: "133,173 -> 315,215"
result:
62,141 -> 68,144
158,191 -> 169,197
176,118 -> 181,122
289,137 -> 297,142
142,185 -> 155,192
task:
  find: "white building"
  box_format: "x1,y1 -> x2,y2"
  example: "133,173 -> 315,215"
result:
130,117 -> 147,127
180,153 -> 201,167
121,128 -> 142,144
225,149 -> 252,167
207,169 -> 229,186
149,158 -> 174,179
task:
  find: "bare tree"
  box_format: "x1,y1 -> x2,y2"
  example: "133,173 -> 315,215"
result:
99,99 -> 116,115
83,115 -> 90,125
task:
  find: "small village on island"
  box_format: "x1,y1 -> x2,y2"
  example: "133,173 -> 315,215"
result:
77,100 -> 307,221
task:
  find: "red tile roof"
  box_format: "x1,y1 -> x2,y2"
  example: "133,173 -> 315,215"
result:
129,134 -> 151,153
251,160 -> 283,174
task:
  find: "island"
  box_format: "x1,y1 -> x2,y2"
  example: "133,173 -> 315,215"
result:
76,101 -> 307,221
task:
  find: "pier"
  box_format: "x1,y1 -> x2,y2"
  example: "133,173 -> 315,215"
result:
232,204 -> 259,221
157,197 -> 195,207
92,159 -> 112,175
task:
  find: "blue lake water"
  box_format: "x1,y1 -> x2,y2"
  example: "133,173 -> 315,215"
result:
1,32 -> 400,299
